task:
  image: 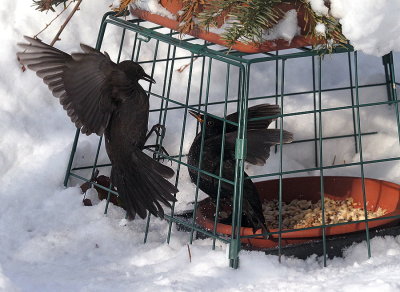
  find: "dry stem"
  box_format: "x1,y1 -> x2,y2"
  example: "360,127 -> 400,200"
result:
187,244 -> 192,263
177,57 -> 199,73
50,0 -> 82,46
34,0 -> 73,38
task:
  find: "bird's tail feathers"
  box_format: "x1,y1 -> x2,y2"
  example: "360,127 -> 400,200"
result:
111,150 -> 178,220
242,200 -> 270,238
261,128 -> 294,144
132,149 -> 175,179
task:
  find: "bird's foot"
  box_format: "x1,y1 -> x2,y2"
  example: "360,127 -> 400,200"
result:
152,124 -> 166,138
143,144 -> 171,162
145,123 -> 166,143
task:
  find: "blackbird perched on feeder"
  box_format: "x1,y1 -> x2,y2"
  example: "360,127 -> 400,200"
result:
187,104 -> 293,233
17,36 -> 178,219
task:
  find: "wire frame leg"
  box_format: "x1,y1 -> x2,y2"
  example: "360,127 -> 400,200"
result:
229,64 -> 249,269
63,128 -> 80,187
382,52 -> 397,102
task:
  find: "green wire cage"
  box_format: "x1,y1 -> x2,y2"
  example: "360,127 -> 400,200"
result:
64,12 -> 400,269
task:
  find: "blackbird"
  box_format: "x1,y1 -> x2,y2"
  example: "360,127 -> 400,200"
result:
187,104 -> 293,233
17,36 -> 178,219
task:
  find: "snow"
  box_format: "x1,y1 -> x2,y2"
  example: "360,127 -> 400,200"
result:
263,9 -> 300,42
129,0 -> 400,57
130,0 -> 176,20
315,22 -> 326,36
1,0 -> 400,291
111,0 -> 121,9
306,0 -> 329,16
330,0 -> 400,56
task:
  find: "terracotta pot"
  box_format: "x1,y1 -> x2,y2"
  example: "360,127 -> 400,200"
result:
195,176 -> 400,249
129,1 -> 322,53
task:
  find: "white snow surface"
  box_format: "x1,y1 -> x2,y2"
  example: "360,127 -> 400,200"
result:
1,1 -> 400,291
263,9 -> 300,42
306,0 -> 329,16
330,0 -> 400,56
131,0 -> 176,20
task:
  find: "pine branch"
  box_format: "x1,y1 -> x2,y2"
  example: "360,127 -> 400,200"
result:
187,0 -> 286,47
111,0 -> 136,14
107,0 -> 347,53
221,0 -> 284,46
178,0 -> 205,35
298,0 -> 347,53
33,0 -> 68,12
180,0 -> 347,52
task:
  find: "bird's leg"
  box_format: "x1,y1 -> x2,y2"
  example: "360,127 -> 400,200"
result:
145,123 -> 166,143
144,124 -> 171,161
143,144 -> 170,161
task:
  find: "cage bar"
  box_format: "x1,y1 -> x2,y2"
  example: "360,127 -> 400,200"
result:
64,13 -> 400,269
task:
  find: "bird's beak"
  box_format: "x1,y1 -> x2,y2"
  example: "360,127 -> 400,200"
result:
189,110 -> 204,123
142,73 -> 156,84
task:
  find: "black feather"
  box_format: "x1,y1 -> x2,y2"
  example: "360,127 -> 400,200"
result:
18,35 -> 179,220
187,103 -> 293,232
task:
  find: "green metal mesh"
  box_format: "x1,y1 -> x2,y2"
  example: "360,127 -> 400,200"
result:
64,12 -> 399,269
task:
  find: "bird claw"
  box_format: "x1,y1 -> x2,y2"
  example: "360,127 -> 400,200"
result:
144,124 -> 166,145
151,124 -> 166,139
153,145 -> 170,162
143,144 -> 171,163
157,124 -> 166,138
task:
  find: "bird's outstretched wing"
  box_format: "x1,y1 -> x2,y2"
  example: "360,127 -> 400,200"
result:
205,129 -> 293,166
17,36 -> 128,136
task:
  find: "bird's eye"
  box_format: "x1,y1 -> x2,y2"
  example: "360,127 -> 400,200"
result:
207,120 -> 213,126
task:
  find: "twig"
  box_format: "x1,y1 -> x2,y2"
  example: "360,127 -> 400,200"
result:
177,57 -> 199,73
34,0 -> 73,38
187,244 -> 192,263
332,155 -> 336,166
50,0 -> 82,46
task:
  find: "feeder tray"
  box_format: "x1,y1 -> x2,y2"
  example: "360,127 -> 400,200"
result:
195,176 -> 400,249
129,0 -> 323,53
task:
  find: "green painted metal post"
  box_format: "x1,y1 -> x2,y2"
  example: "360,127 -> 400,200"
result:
189,58 -> 213,244
317,57 -> 327,267
144,39 -> 161,243
354,51 -> 372,258
383,52 -> 397,102
63,128 -> 80,187
278,58 -> 286,262
229,64 -> 249,269
212,63 -> 231,250
347,52 -> 359,154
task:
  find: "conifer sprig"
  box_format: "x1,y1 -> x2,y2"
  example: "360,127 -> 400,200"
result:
33,0 -> 68,12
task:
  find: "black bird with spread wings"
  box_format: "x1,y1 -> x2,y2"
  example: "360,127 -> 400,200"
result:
188,104 -> 293,233
17,36 -> 178,219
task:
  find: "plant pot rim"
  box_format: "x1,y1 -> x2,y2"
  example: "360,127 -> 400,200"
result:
129,3 -> 323,53
195,176 -> 400,248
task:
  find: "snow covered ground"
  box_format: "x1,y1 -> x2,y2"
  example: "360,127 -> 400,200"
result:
1,1 -> 400,291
